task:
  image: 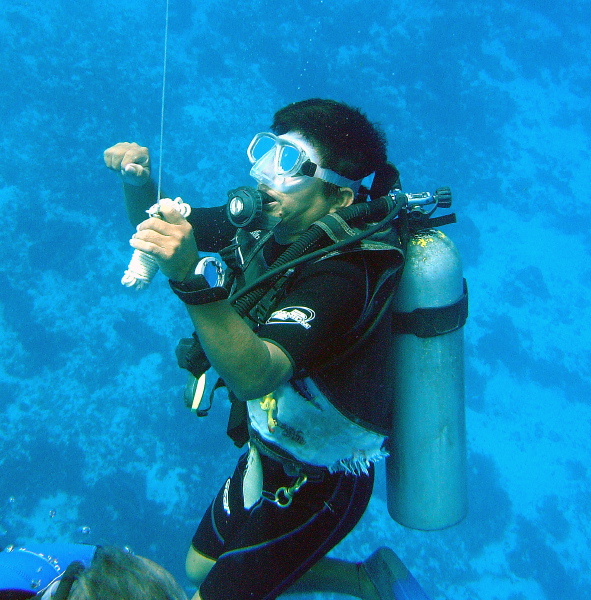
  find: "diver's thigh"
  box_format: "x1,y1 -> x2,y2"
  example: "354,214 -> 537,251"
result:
186,546 -> 216,586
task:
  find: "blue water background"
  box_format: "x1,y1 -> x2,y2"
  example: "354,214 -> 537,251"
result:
1,1 -> 589,598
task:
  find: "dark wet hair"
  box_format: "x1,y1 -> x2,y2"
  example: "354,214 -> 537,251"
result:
271,98 -> 388,197
68,547 -> 186,600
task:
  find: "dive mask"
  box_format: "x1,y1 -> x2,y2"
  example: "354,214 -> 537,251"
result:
247,131 -> 372,194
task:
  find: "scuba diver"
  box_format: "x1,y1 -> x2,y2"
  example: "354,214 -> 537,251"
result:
104,99 -> 445,600
0,543 -> 186,600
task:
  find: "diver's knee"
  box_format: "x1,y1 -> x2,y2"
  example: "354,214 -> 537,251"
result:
185,546 -> 216,586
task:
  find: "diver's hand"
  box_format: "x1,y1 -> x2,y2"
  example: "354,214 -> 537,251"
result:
104,142 -> 151,187
130,199 -> 199,281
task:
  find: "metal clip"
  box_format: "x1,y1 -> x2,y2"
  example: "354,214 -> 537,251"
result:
272,475 -> 308,508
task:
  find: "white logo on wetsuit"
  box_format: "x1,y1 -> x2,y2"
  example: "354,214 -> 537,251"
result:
266,307 -> 315,329
223,478 -> 231,515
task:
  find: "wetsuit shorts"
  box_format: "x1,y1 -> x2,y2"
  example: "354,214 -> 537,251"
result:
192,449 -> 374,600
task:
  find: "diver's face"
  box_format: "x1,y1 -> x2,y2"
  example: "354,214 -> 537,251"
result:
260,178 -> 333,244
250,130 -> 344,243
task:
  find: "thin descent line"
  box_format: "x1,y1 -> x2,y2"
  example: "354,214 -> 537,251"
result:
157,0 -> 170,201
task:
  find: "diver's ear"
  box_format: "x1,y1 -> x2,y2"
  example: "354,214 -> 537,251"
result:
329,187 -> 354,212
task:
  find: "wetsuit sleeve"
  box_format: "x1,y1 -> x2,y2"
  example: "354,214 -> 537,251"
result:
256,256 -> 368,373
186,205 -> 237,252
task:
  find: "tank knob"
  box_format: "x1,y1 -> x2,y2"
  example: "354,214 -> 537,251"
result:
434,187 -> 452,208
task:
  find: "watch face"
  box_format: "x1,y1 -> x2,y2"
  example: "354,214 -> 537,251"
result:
199,257 -> 224,287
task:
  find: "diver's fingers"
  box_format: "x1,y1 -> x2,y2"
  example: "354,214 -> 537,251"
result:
157,200 -> 190,224
104,142 -> 151,185
131,228 -> 167,250
134,215 -> 193,252
103,141 -> 150,169
128,236 -> 171,266
136,211 -> 190,234
121,163 -> 150,186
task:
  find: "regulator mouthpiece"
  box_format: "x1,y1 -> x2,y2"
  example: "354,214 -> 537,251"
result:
226,186 -> 280,231
433,187 -> 452,208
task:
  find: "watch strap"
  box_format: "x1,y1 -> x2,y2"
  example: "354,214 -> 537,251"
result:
169,274 -> 229,305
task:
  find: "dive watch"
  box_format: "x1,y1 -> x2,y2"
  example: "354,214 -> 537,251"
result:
169,257 -> 228,305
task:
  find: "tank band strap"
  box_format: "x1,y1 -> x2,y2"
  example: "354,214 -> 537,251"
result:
407,212 -> 457,233
392,279 -> 468,338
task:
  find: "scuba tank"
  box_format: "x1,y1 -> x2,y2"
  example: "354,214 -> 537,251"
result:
387,206 -> 468,530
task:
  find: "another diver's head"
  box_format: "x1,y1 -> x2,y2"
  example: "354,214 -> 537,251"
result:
67,547 -> 187,600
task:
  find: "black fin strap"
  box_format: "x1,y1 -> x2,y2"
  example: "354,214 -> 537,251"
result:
423,213 -> 457,229
392,279 -> 468,338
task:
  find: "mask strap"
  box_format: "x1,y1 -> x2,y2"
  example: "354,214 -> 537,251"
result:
308,163 -> 376,195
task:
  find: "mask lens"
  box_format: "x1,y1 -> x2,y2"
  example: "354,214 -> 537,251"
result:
249,134 -> 276,163
278,144 -> 301,175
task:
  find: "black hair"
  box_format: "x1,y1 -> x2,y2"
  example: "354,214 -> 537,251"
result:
271,98 -> 389,198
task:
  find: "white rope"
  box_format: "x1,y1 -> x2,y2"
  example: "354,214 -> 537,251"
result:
121,249 -> 160,290
122,198 -> 191,289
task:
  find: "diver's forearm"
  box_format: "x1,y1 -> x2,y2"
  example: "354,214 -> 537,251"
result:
124,179 -> 159,226
186,301 -> 293,400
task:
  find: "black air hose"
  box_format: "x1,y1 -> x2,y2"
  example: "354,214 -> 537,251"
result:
231,193 -> 404,316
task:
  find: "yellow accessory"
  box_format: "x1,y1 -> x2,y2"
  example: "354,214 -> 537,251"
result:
259,393 -> 278,433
